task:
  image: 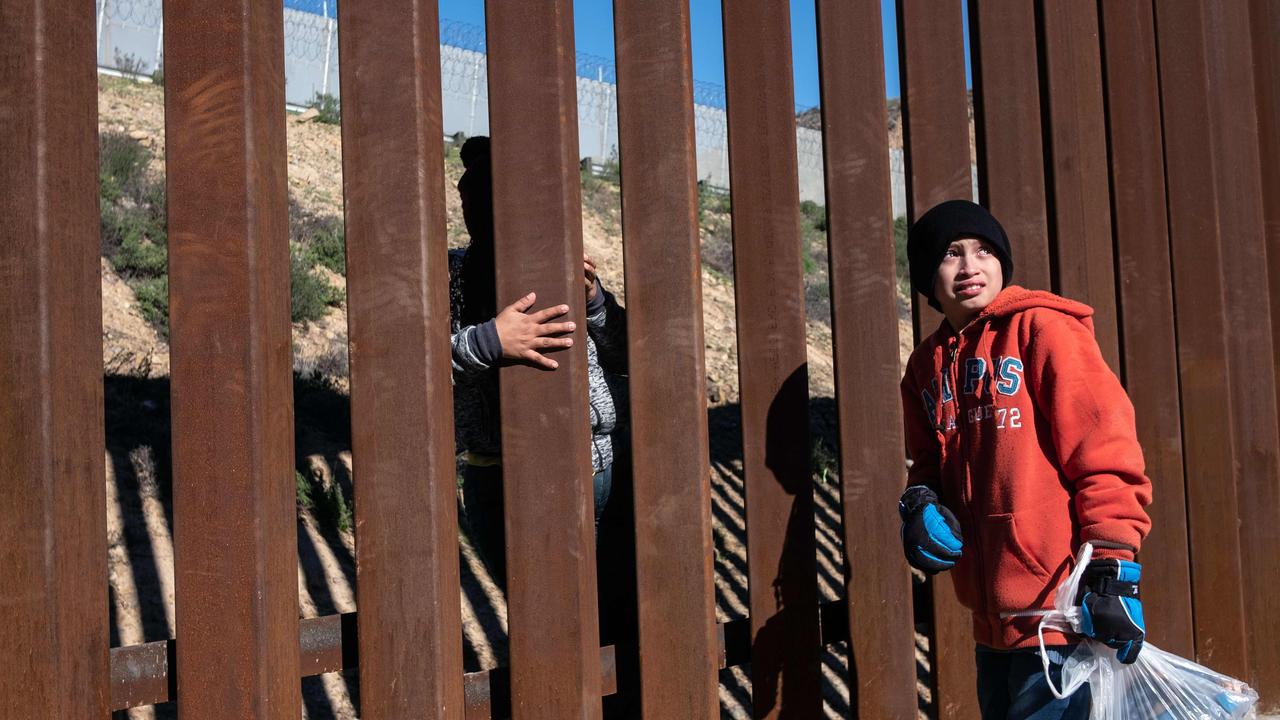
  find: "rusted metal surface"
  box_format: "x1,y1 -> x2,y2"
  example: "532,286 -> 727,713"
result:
1255,0 -> 1280,370
814,1 -> 917,717
163,0 -> 301,715
1037,1 -> 1119,369
110,641 -> 173,710
969,0 -> 1051,290
1200,2 -> 1280,700
612,1 -> 719,717
0,2 -> 110,716
898,0 -> 972,344
721,2 -> 822,717
109,616 -> 617,714
895,1 -> 978,716
1247,1 -> 1280,699
1256,14 -> 1280,694
1152,0 -> 1250,679
337,1 -> 467,716
461,645 -> 617,720
111,615 -> 342,710
297,613 -> 354,677
484,3 -> 602,717
1097,0 -> 1195,659
1251,10 -> 1280,651
1098,0 -> 1194,654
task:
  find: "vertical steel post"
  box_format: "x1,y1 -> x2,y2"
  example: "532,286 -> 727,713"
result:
484,2 -> 603,717
163,0 -> 302,714
1037,0 -> 1120,369
1097,0 -> 1195,658
338,1 -> 466,716
1,1 -> 110,715
1200,1 -> 1280,699
611,2 -> 719,716
1251,0 -> 1280,504
1249,0 -> 1280,704
1153,0 -> 1251,679
721,2 -> 822,717
898,0 -> 973,343
815,0 -> 918,716
896,1 -> 978,716
969,0 -> 1051,290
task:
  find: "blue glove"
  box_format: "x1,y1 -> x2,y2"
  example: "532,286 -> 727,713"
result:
1077,558 -> 1145,664
898,485 -> 963,574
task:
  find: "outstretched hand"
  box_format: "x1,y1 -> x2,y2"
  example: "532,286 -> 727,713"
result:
493,292 -> 575,370
584,255 -> 599,303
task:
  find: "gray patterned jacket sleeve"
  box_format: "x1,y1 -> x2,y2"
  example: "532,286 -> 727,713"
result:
451,320 -> 501,375
449,250 -> 629,471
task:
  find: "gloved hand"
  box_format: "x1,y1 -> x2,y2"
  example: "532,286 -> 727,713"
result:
898,485 -> 963,574
1077,558 -> 1145,664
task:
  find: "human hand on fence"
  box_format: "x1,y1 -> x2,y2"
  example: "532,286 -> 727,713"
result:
898,485 -> 964,574
584,255 -> 600,303
1077,559 -> 1145,664
494,292 -> 575,370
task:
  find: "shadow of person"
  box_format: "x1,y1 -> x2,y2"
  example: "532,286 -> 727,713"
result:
748,365 -> 822,719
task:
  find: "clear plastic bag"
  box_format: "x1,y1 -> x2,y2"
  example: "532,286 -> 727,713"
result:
1034,543 -> 1259,720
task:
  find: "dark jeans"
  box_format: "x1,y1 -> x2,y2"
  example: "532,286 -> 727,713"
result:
976,644 -> 1092,720
460,463 -> 613,591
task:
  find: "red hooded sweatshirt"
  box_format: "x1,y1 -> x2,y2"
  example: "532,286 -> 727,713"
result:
900,286 -> 1152,649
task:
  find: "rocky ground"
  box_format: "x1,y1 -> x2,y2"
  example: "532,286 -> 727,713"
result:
97,75 -> 923,719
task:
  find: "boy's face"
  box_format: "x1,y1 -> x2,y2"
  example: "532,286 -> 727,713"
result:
933,236 -> 1003,329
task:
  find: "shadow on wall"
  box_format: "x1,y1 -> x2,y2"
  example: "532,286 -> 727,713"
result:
103,368 -> 914,718
104,373 -> 361,719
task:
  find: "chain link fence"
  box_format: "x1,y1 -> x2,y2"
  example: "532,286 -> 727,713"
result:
94,2 -> 916,209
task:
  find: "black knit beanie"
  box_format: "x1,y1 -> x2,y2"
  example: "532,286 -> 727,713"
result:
907,200 -> 1013,310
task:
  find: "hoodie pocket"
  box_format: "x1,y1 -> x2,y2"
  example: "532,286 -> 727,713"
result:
980,513 -> 1055,613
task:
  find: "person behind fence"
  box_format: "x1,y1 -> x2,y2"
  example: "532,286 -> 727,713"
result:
897,200 -> 1152,720
449,136 -> 628,590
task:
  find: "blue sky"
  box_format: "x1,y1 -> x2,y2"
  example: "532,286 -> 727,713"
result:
434,1 -> 972,106
437,0 -> 980,106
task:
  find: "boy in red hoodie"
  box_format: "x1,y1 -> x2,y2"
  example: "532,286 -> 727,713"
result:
898,200 -> 1152,719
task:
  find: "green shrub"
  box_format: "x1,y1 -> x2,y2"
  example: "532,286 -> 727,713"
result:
99,132 -> 152,205
133,276 -> 169,338
113,233 -> 168,277
99,131 -> 171,336
330,483 -> 353,533
289,201 -> 346,276
801,243 -> 818,276
800,200 -> 826,231
318,479 -> 352,533
306,222 -> 346,275
306,92 -> 342,125
113,51 -> 147,77
811,436 -> 839,484
295,470 -> 314,510
805,276 -> 831,326
100,132 -> 168,276
701,230 -> 734,279
697,183 -> 731,223
290,250 -> 343,324
893,216 -> 910,296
